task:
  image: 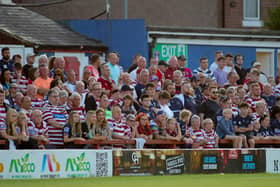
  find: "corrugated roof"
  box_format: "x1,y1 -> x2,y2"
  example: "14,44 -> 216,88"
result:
0,6 -> 107,50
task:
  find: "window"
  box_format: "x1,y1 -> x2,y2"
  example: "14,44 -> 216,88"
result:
242,0 -> 263,27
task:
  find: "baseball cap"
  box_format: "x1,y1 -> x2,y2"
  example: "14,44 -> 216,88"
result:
158,60 -> 168,67
253,62 -> 261,67
177,55 -> 186,61
26,53 -> 36,58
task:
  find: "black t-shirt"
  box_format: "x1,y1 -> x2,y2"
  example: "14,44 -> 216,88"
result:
233,115 -> 253,128
199,99 -> 221,123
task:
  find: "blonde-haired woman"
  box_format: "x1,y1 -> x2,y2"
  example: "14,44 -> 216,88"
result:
81,110 -> 96,139
93,108 -> 111,141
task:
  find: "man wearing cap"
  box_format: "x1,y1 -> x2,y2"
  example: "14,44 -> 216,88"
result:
22,53 -> 36,79
0,47 -> 14,73
158,60 -> 169,76
178,55 -> 192,79
252,61 -> 268,85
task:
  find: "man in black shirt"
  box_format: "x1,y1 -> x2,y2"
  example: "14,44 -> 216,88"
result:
0,47 -> 14,73
199,87 -> 221,124
234,54 -> 247,84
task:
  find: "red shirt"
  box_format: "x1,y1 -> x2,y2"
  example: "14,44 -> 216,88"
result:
98,77 -> 115,93
164,67 -> 177,80
180,67 -> 193,79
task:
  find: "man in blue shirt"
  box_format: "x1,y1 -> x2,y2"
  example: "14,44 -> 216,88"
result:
106,52 -> 122,84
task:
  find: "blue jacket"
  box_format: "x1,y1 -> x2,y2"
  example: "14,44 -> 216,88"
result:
216,118 -> 235,139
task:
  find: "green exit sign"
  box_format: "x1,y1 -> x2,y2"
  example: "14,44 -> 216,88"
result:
152,43 -> 188,65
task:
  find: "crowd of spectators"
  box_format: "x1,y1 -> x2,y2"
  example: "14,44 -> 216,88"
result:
0,47 -> 280,149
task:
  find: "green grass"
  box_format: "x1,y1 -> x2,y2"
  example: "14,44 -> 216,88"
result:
0,174 -> 279,187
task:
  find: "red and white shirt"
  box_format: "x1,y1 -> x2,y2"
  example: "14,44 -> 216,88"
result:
31,98 -> 45,109
12,75 -> 28,93
27,121 -> 48,137
204,130 -> 218,149
43,104 -> 68,145
189,128 -> 206,143
245,96 -> 265,112
0,104 -> 7,119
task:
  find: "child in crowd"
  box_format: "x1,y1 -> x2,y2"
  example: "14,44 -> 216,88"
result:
166,118 -> 182,141
202,118 -> 219,148
189,115 -> 207,149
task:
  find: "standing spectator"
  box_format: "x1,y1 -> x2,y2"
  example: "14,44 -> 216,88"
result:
164,56 -> 178,80
86,54 -> 101,81
177,55 -> 192,79
158,60 -> 169,77
94,108 -> 111,140
42,89 -> 68,148
22,53 -> 36,79
26,84 -> 44,109
27,109 -> 49,147
199,87 -> 221,123
210,50 -> 223,72
245,82 -> 265,112
193,57 -> 215,80
173,70 -> 183,94
38,55 -> 48,67
0,69 -> 12,91
213,56 -> 227,87
12,54 -> 22,64
252,62 -> 268,85
130,56 -> 147,81
81,67 -> 92,89
106,52 -> 122,84
223,54 -> 235,74
64,70 -> 77,94
128,54 -> 141,73
12,63 -> 28,94
0,89 -> 9,119
34,65 -> 53,99
0,47 -> 14,73
234,54 -> 247,84
216,109 -> 243,148
49,57 -> 67,80
98,63 -> 116,96
68,92 -> 86,121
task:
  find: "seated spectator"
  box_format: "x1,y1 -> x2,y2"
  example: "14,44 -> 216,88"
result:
202,118 -> 219,148
189,115 -> 207,149
233,103 -> 254,148
99,92 -> 112,119
216,109 -> 243,148
136,112 -> 153,140
138,94 -> 156,120
26,84 -> 44,110
68,92 -> 86,121
121,94 -> 136,117
177,55 -> 192,79
149,110 -> 167,140
125,114 -> 140,139
64,70 -> 77,94
135,69 -> 149,99
271,106 -> 280,136
259,115 -> 280,141
158,91 -> 173,118
252,101 -> 266,121
50,79 -> 64,90
63,111 -> 86,148
53,68 -> 65,83
261,83 -> 276,111
166,118 -> 182,141
107,105 -> 125,131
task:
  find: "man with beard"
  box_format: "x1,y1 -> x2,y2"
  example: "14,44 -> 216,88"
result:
165,82 -> 183,121
0,47 -> 14,73
199,87 -> 221,123
175,82 -> 196,114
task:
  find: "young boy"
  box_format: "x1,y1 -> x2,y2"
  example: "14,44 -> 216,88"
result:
233,103 -> 254,148
189,115 -> 207,149
203,118 -> 219,148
